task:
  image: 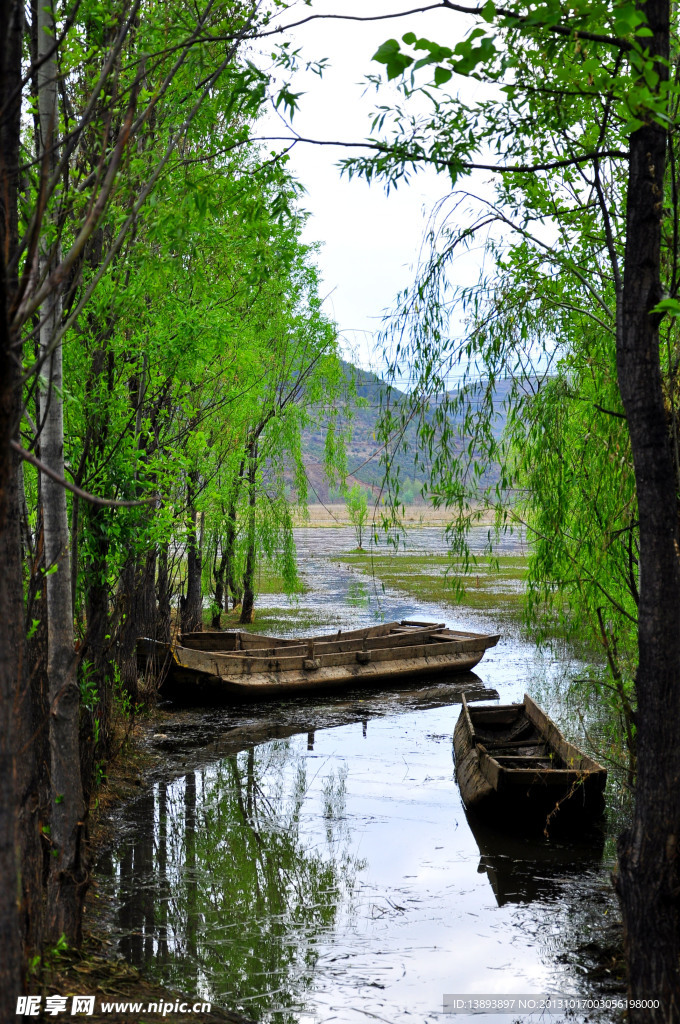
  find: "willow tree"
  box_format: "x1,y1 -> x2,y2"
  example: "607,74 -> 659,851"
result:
338,0 -> 680,1014
0,0 -> 310,998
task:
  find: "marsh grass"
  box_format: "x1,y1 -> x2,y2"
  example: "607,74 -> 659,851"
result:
335,552 -> 529,623
253,565 -> 309,596
212,605 -> 328,635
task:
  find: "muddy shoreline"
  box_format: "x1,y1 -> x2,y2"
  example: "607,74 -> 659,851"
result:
44,703 -> 259,1023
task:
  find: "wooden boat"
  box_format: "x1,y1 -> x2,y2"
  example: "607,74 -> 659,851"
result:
453,694 -> 607,824
137,620 -> 500,701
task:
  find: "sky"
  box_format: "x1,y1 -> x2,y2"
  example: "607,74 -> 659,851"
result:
257,1 -> 492,375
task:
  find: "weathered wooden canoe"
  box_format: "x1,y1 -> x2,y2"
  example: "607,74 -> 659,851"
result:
453,694 -> 607,824
137,620 -> 500,701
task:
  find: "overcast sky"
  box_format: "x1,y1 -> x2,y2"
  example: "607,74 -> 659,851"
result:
259,1 -> 491,374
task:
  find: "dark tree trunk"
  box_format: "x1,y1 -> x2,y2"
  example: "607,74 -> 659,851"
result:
70,495 -> 80,616
0,382 -> 26,1014
116,557 -> 140,705
181,474 -> 203,633
116,548 -> 158,703
137,548 -> 158,637
83,506 -> 112,740
0,2 -> 42,1001
3,433 -> 43,977
614,2 -> 680,1017
79,338 -> 114,775
156,543 -> 172,643
81,503 -> 113,798
213,479 -> 244,624
239,444 -> 257,624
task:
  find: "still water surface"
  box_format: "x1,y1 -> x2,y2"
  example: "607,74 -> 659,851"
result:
97,527 -> 622,1023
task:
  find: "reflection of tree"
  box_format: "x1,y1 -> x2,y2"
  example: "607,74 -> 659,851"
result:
106,740 -> 364,1022
118,791 -> 156,968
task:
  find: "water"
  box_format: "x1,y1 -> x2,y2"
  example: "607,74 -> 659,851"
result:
292,524 -> 528,559
97,528 -> 623,1023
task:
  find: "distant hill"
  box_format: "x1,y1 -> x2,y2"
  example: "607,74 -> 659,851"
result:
300,361 -> 516,505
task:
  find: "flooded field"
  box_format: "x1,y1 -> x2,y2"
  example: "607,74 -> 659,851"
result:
97,525 -> 625,1023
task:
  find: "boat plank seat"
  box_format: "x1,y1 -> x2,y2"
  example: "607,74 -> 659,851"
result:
491,743 -> 549,757
493,755 -> 565,769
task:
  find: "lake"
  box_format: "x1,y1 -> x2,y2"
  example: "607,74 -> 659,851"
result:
96,525 -> 624,1024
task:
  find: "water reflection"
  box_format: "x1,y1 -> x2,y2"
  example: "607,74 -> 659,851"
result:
466,811 -> 606,907
104,744 -> 364,1022
99,706 -> 621,1024
99,524 -> 624,1022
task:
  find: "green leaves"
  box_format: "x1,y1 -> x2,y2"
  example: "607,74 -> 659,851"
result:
372,39 -> 414,80
651,297 -> 680,317
612,2 -> 651,36
275,83 -> 304,119
373,30 -> 497,84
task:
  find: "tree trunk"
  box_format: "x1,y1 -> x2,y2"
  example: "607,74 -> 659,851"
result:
225,491 -> 241,609
81,501 -> 113,801
79,338 -> 116,771
0,3 -> 42,999
115,549 -> 158,705
37,0 -> 87,943
212,534 -> 226,628
181,474 -> 203,633
70,495 -> 80,617
0,367 -> 25,1015
240,443 -> 257,624
24,513 -> 50,933
156,543 -> 172,643
614,2 -> 680,1017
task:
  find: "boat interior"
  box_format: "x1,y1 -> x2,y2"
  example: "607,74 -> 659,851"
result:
470,704 -> 566,771
178,620 -> 495,659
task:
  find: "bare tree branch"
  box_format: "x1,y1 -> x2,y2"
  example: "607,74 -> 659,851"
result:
11,441 -> 153,507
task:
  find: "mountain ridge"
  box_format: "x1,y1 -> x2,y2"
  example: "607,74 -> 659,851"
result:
300,360 -> 514,504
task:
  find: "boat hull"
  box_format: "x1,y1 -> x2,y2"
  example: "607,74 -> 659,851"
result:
453,694 -> 607,825
137,621 -> 500,703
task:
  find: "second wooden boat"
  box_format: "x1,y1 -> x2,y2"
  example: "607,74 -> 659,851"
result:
137,619 -> 500,701
453,694 -> 607,824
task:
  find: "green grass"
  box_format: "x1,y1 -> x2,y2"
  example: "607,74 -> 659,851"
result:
252,566 -> 308,596
335,552 -> 529,622
213,606 -> 329,634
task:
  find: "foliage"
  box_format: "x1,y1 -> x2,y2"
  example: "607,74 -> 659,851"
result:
0,0 -> 349,979
333,0 -> 680,775
345,484 -> 369,550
